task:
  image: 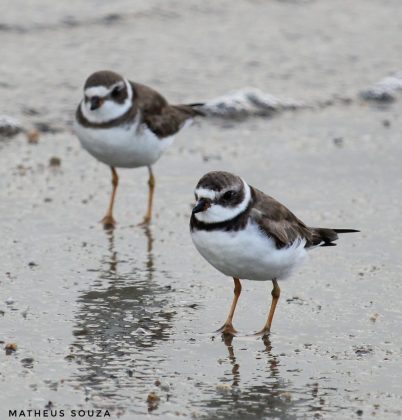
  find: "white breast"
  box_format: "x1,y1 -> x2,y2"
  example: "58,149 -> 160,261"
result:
191,221 -> 307,281
73,117 -> 174,169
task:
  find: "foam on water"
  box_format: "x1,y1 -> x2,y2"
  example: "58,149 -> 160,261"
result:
0,115 -> 21,137
198,87 -> 306,118
360,73 -> 402,102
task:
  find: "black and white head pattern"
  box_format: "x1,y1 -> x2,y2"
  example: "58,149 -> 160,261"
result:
192,171 -> 252,223
80,70 -> 133,124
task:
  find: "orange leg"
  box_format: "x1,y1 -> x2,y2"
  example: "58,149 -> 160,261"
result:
140,166 -> 155,225
216,278 -> 242,336
101,167 -> 118,229
256,279 -> 280,336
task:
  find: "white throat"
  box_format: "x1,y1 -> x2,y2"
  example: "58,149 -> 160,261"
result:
80,79 -> 133,124
195,180 -> 251,224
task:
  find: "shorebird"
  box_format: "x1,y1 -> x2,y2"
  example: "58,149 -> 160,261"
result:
74,70 -> 203,228
190,171 -> 358,336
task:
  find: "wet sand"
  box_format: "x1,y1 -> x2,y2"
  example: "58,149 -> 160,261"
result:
1,1 -> 402,419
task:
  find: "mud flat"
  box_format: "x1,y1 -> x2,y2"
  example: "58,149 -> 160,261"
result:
1,1 -> 402,419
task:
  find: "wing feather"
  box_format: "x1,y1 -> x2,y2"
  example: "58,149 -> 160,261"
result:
250,187 -> 314,248
131,82 -> 201,138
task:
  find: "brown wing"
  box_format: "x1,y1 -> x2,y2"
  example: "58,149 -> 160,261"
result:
131,82 -> 202,138
250,187 -> 315,248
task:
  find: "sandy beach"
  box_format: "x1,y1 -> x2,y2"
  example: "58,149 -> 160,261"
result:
1,1 -> 402,418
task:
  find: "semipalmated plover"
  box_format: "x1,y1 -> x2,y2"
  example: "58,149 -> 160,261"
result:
190,171 -> 358,336
74,70 -> 203,228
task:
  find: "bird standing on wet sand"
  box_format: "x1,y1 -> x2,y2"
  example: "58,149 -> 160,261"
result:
190,171 -> 358,336
74,70 -> 203,228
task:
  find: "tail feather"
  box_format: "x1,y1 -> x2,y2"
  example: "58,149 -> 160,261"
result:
173,104 -> 205,118
187,102 -> 205,107
311,227 -> 359,247
175,103 -> 206,117
333,228 -> 360,233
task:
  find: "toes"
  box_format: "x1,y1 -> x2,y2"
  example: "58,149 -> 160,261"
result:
216,324 -> 237,336
101,216 -> 116,229
253,329 -> 270,338
138,217 -> 151,226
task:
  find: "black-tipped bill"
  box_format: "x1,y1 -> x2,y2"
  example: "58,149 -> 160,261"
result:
192,199 -> 210,214
90,96 -> 103,110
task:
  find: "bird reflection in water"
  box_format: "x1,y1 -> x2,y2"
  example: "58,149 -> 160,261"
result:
68,226 -> 174,402
200,336 -> 298,419
105,225 -> 153,276
142,225 -> 154,278
222,334 -> 240,388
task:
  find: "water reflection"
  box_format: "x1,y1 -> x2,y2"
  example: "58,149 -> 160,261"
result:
69,227 -> 175,402
142,225 -> 155,278
222,335 -> 240,387
200,336 -> 299,419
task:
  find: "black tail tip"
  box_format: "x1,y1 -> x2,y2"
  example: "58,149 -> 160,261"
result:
333,229 -> 360,233
188,102 -> 205,107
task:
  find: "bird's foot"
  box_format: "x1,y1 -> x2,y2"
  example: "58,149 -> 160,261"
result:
101,215 -> 116,230
253,328 -> 271,339
216,322 -> 237,336
138,216 -> 151,226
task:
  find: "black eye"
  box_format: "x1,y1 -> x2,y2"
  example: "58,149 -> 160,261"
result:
222,190 -> 235,200
111,86 -> 122,98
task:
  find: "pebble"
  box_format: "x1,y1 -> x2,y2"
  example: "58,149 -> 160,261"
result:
147,392 -> 160,411
216,383 -> 232,392
26,129 -> 40,144
5,343 -> 17,355
49,156 -> 61,167
147,392 -> 160,403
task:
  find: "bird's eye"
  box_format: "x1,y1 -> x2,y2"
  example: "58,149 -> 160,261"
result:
222,190 -> 235,200
111,86 -> 122,98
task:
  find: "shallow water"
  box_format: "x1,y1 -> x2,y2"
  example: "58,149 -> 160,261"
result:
1,1 -> 402,419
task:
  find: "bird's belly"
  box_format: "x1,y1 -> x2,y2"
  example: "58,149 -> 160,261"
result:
191,222 -> 307,280
74,120 -> 174,168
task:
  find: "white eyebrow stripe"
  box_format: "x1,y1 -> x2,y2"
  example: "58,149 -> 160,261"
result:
195,188 -> 217,200
84,86 -> 110,97
111,81 -> 125,90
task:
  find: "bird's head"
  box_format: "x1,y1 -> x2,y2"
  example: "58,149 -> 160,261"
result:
80,70 -> 132,123
192,171 -> 251,223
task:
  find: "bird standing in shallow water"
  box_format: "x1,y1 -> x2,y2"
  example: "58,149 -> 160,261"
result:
190,171 -> 358,336
74,70 -> 203,228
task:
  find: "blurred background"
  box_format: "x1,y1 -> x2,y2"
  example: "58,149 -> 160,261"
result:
1,1 -> 402,419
